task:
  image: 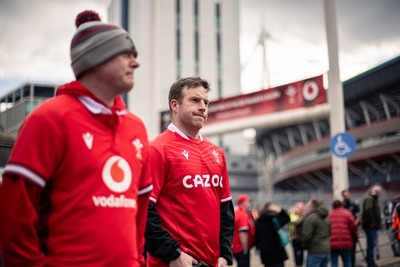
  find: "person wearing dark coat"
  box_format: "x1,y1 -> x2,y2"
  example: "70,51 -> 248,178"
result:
302,199 -> 331,267
255,202 -> 290,267
362,185 -> 383,267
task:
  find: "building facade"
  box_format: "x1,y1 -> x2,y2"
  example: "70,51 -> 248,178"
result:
0,82 -> 57,136
108,0 -> 241,140
256,56 -> 400,192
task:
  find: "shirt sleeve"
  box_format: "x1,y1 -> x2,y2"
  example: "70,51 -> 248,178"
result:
0,107 -> 64,266
4,107 -> 65,187
219,200 -> 234,265
137,129 -> 153,195
236,210 -> 250,232
145,202 -> 180,263
136,190 -> 151,266
354,204 -> 360,215
301,216 -> 314,248
148,145 -> 166,203
220,151 -> 232,203
145,144 -> 180,263
0,175 -> 46,266
219,150 -> 234,263
136,136 -> 152,266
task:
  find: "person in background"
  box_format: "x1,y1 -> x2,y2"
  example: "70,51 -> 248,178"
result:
342,189 -> 361,267
362,185 -> 383,267
328,200 -> 358,267
384,194 -> 399,230
145,77 -> 234,267
342,189 -> 361,225
0,10 -> 152,266
384,194 -> 400,256
232,194 -> 256,267
289,202 -> 305,267
302,199 -> 331,267
391,199 -> 400,257
255,202 -> 290,267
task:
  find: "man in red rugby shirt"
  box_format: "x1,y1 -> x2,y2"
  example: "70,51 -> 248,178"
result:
0,10 -> 152,267
232,194 -> 255,267
145,77 -> 234,267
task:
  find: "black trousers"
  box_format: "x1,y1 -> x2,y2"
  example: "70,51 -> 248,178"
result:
351,241 -> 357,267
292,239 -> 304,266
264,261 -> 284,267
234,251 -> 250,267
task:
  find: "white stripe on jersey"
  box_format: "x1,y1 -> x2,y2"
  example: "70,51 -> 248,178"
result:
4,164 -> 46,187
139,184 -> 153,195
221,196 -> 232,203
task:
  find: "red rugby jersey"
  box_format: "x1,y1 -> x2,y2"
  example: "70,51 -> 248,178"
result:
232,206 -> 255,253
0,81 -> 152,266
148,124 -> 232,266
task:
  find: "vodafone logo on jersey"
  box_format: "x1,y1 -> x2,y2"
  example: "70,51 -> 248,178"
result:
302,80 -> 319,101
102,156 -> 132,192
92,156 -> 136,209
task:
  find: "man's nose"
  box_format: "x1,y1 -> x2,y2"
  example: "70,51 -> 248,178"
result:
130,55 -> 140,68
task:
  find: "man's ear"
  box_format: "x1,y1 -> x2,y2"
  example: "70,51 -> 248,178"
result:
170,99 -> 178,111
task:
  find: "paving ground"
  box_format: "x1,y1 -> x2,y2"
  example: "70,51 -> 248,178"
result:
232,229 -> 400,267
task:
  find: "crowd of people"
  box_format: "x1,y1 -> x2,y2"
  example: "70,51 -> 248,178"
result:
231,184 -> 400,267
0,8 -> 398,267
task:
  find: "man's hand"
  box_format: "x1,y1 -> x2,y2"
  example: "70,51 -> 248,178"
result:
217,257 -> 228,267
268,202 -> 282,213
169,251 -> 198,267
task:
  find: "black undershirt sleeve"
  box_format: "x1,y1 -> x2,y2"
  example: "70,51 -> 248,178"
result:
219,200 -> 234,265
145,202 -> 181,263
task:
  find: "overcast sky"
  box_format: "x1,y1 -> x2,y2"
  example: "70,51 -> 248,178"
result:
0,0 -> 399,93
240,0 -> 400,92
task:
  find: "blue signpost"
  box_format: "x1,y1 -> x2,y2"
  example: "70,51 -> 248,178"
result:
329,133 -> 356,158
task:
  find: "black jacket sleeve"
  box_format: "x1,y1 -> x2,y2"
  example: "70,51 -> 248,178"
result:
219,200 -> 235,265
145,202 -> 180,263
277,209 -> 290,227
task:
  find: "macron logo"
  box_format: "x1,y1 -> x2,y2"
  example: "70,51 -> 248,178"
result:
83,132 -> 94,150
182,150 -> 189,160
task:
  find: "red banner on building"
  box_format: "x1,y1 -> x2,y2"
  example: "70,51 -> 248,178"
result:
206,75 -> 325,125
159,75 -> 325,132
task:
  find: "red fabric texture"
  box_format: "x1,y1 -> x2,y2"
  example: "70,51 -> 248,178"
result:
0,81 -> 152,266
328,207 -> 358,250
232,206 -> 255,253
148,128 -> 232,266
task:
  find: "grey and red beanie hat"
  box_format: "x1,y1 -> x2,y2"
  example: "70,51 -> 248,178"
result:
70,10 -> 137,78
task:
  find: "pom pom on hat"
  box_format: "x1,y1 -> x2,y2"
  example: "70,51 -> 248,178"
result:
70,10 -> 137,78
75,10 -> 101,28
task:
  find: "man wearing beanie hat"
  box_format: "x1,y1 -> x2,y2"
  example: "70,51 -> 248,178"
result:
232,194 -> 255,267
0,10 -> 152,267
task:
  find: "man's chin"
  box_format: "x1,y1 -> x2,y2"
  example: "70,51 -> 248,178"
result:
195,122 -> 204,130
123,82 -> 134,92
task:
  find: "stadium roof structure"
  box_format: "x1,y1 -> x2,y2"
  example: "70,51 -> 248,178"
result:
255,54 -> 400,191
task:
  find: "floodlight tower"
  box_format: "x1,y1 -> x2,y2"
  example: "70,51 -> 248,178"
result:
242,25 -> 271,90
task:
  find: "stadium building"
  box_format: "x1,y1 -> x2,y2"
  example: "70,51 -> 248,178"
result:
254,55 -> 400,193
108,0 -> 243,148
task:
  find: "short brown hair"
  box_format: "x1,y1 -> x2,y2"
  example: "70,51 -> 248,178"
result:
259,202 -> 275,216
332,199 -> 343,208
168,77 -> 210,113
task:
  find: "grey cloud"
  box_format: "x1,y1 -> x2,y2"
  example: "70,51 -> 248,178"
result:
337,0 -> 400,51
242,0 -> 400,53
